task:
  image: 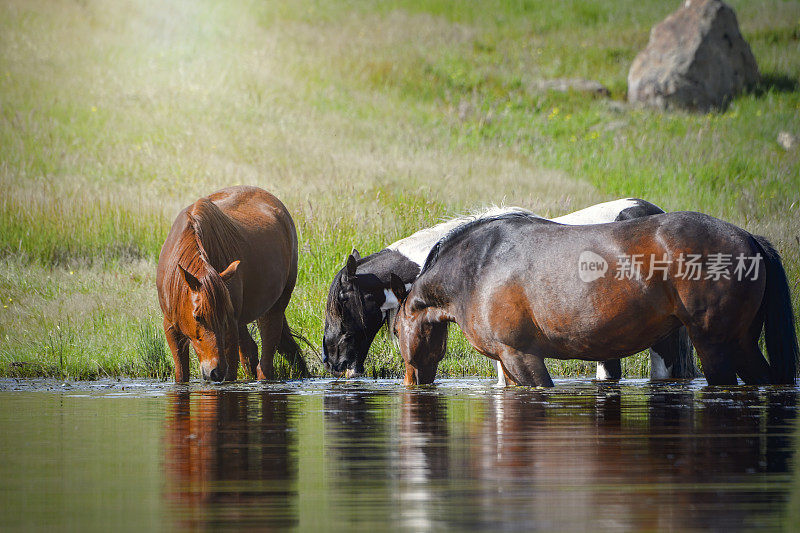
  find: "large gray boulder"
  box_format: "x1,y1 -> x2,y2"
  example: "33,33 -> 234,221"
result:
628,0 -> 760,111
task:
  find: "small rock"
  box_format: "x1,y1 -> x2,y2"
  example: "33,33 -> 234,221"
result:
604,100 -> 628,113
778,131 -> 797,151
602,120 -> 628,133
628,0 -> 760,111
532,78 -> 610,97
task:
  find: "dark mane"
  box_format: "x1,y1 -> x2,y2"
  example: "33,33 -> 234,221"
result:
420,212 -> 543,275
165,198 -> 245,330
325,269 -> 345,320
325,251 -> 389,325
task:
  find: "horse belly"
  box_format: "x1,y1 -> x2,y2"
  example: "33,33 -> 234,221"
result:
236,237 -> 295,323
484,278 -> 676,362
538,312 -> 677,362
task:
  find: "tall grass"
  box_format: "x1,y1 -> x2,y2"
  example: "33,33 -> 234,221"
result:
135,322 -> 172,381
0,0 -> 797,379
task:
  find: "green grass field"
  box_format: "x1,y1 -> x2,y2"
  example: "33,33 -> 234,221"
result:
1,0 -> 798,380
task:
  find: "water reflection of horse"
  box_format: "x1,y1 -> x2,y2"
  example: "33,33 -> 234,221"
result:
164,390 -> 297,530
322,391 -> 394,482
396,387 -> 799,530
396,392 -> 450,531
321,385 -> 798,528
157,186 -> 307,382
321,389 -> 450,529
394,212 -> 798,386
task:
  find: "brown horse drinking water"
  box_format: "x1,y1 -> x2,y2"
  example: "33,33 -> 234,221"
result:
156,186 -> 307,382
392,212 -> 798,387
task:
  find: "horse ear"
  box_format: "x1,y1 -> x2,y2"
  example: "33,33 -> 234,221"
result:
219,260 -> 240,282
345,253 -> 358,279
350,248 -> 361,261
179,265 -> 202,292
389,273 -> 407,301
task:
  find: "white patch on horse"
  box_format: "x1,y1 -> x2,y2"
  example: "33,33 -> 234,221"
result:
381,289 -> 400,312
650,352 -> 671,379
595,362 -> 613,380
387,206 -> 533,266
553,198 -> 639,225
493,360 -> 507,387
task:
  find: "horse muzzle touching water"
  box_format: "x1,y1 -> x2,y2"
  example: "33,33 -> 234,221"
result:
176,262 -> 241,382
394,211 -> 799,387
321,250 -> 398,378
321,341 -> 366,378
393,288 -> 450,386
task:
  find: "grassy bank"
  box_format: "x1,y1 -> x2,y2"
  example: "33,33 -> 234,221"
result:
1,0 -> 798,380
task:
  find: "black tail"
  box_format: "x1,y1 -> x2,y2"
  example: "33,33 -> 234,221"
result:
753,235 -> 798,384
671,327 -> 701,378
277,316 -> 310,378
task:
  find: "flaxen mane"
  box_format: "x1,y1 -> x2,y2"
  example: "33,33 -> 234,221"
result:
166,198 -> 245,330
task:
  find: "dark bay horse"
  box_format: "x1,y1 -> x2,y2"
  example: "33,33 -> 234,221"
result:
156,186 -> 307,382
322,199 -> 696,382
392,212 -> 798,387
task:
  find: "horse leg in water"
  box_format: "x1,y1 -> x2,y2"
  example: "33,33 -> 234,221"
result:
648,334 -> 681,379
648,328 -> 698,379
671,328 -> 698,378
596,359 -> 622,380
732,341 -> 771,385
682,291 -> 767,385
687,332 -> 739,385
494,359 -> 521,387
164,318 -> 190,382
498,347 -> 554,387
597,330 -> 697,380
494,360 -> 509,387
726,308 -> 771,384
692,336 -> 771,385
238,325 -> 259,379
222,327 -> 241,381
256,309 -> 285,380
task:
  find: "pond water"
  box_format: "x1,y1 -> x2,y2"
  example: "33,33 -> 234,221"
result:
0,378 -> 798,531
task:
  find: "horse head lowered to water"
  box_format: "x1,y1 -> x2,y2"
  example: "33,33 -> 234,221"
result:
393,211 -> 797,387
322,199 -> 696,382
156,186 -> 308,382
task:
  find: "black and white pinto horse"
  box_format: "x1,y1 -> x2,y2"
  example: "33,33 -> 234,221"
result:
322,199 -> 697,383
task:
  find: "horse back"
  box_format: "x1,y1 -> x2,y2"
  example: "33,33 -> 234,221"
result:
209,187 -> 298,320
157,186 -> 298,325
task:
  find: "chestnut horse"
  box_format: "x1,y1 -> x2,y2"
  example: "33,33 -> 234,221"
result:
156,186 -> 307,382
392,211 -> 798,387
